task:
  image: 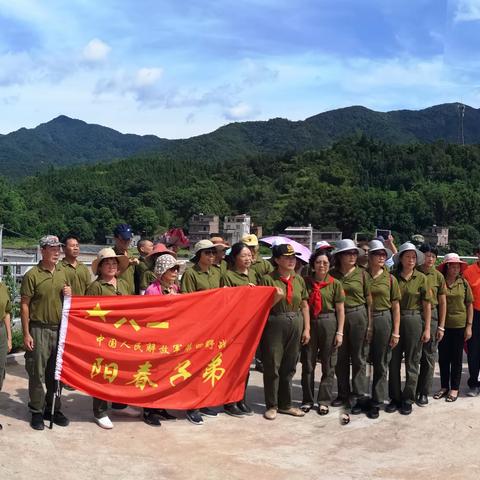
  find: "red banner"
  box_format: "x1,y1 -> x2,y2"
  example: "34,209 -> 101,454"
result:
55,287 -> 275,409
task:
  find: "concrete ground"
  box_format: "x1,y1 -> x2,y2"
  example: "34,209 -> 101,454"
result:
1,355 -> 479,480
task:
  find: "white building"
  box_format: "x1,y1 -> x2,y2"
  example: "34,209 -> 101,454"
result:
223,214 -> 251,245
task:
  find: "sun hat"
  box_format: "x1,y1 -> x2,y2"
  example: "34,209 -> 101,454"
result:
191,239 -> 216,260
437,253 -> 468,274
39,235 -> 63,248
154,254 -> 180,277
368,239 -> 393,260
271,243 -> 300,258
393,242 -> 425,266
91,247 -> 130,275
210,236 -> 229,249
314,241 -> 333,251
145,243 -> 177,268
242,234 -> 259,247
331,239 -> 363,257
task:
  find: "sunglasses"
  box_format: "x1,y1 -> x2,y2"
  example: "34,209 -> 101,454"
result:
202,250 -> 217,256
343,250 -> 359,256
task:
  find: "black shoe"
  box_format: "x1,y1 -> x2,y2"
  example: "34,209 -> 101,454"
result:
237,400 -> 254,416
331,397 -> 346,407
224,404 -> 245,417
367,406 -> 380,419
254,360 -> 264,373
385,400 -> 399,413
350,403 -> 362,415
157,409 -> 177,420
143,412 -> 161,427
44,410 -> 70,427
186,409 -> 204,425
200,407 -> 218,417
30,412 -> 45,430
416,394 -> 428,407
0,423 -> 2,430
400,401 -> 412,415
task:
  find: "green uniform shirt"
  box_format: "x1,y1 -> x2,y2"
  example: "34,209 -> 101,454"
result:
221,269 -> 257,287
20,263 -> 68,324
251,258 -> 274,284
58,258 -> 91,296
141,269 -> 156,292
86,278 -> 131,296
114,248 -> 136,295
366,268 -> 401,312
394,269 -> 432,311
261,270 -> 308,314
422,266 -> 447,307
445,277 -> 473,328
180,264 -> 221,293
0,282 -> 12,320
304,275 -> 345,314
134,257 -> 150,293
330,266 -> 370,308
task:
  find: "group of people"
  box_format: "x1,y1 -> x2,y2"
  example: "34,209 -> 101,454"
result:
1,224 -> 479,431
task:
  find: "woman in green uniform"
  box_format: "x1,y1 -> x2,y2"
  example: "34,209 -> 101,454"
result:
434,253 -> 473,402
261,243 -> 310,420
387,242 -> 432,415
86,248 -> 134,429
300,249 -> 345,416
330,239 -> 372,414
416,244 -> 447,406
220,242 -> 257,417
0,282 -> 12,431
365,240 -> 401,419
180,239 -> 221,425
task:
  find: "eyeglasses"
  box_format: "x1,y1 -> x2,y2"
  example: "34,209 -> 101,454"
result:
343,250 -> 359,256
371,251 -> 387,257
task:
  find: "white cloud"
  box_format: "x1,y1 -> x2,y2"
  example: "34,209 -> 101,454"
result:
454,0 -> 480,22
224,102 -> 258,120
82,38 -> 111,63
134,67 -> 164,87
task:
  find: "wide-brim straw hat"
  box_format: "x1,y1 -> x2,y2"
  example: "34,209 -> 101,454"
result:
92,248 -> 130,275
146,243 -> 177,268
393,242 -> 425,266
437,253 -> 468,274
331,239 -> 364,257
368,239 -> 393,260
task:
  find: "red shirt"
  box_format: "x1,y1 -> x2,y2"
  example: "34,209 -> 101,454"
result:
464,262 -> 480,310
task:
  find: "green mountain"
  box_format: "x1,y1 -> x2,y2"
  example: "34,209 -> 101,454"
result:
0,103 -> 476,179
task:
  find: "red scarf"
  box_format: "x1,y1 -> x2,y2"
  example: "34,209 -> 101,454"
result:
308,275 -> 334,317
279,275 -> 294,304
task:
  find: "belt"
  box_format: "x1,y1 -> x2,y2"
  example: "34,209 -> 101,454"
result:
316,312 -> 336,319
401,309 -> 420,315
29,322 -> 59,330
345,305 -> 365,313
372,310 -> 390,317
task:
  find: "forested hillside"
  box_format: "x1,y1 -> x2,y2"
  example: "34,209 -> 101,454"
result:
0,103 -> 477,179
2,136 -> 480,254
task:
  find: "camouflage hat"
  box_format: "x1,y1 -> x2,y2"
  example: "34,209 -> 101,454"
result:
39,235 -> 63,248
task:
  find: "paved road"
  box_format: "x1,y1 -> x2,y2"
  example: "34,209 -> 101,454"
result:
1,357 -> 479,480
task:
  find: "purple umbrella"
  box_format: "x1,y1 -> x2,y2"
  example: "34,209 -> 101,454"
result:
259,236 -> 312,264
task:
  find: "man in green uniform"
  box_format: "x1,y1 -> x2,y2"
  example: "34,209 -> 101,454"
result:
58,235 -> 91,295
416,244 -> 446,406
210,236 -> 229,280
134,238 -> 153,294
112,224 -> 137,295
21,235 -> 71,430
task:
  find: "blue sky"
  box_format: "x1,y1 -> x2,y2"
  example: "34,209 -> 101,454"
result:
0,0 -> 479,138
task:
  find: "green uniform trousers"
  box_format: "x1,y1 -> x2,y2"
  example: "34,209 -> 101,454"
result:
261,312 -> 303,410
335,306 -> 369,399
300,312 -> 337,406
93,397 -> 108,418
417,307 -> 438,397
24,325 -> 61,413
370,310 -> 393,404
0,321 -> 7,390
389,310 -> 423,404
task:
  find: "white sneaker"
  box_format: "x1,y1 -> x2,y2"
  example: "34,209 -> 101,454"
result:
111,406 -> 141,417
94,416 -> 114,429
466,388 -> 479,397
